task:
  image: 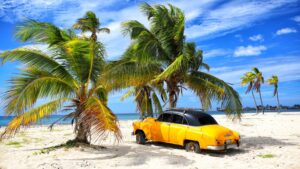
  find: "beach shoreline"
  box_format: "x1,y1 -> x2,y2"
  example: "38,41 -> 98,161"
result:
0,112 -> 300,169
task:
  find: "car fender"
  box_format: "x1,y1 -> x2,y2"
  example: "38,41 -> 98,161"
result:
133,118 -> 155,139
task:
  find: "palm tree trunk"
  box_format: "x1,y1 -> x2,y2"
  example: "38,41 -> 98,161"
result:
251,90 -> 258,113
145,87 -> 154,117
169,91 -> 176,108
75,123 -> 89,144
276,91 -> 280,113
258,89 -> 264,114
147,99 -> 154,117
91,31 -> 97,42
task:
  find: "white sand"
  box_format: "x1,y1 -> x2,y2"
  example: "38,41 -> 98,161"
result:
0,112 -> 300,169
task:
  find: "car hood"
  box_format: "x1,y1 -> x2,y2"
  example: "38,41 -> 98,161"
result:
199,125 -> 235,140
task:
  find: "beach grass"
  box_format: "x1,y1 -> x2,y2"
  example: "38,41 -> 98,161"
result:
6,141 -> 23,148
258,154 -> 275,158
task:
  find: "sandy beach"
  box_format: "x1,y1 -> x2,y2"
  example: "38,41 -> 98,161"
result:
0,112 -> 299,169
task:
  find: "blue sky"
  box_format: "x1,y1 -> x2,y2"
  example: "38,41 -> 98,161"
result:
0,0 -> 300,114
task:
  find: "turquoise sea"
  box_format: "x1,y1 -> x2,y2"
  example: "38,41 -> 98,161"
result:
0,110 -> 299,126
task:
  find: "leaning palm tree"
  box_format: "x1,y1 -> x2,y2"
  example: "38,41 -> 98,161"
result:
252,67 -> 265,114
73,11 -> 110,42
0,19 -> 121,143
241,72 -> 259,113
267,75 -> 280,113
121,3 -> 242,118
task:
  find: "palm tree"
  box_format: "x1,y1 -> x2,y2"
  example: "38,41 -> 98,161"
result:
73,11 -> 111,137
120,3 -> 242,118
73,11 -> 110,42
252,67 -> 265,114
241,72 -> 259,113
0,19 -> 121,144
267,75 -> 280,113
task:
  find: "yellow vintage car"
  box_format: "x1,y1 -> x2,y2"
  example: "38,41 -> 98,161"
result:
132,108 -> 240,153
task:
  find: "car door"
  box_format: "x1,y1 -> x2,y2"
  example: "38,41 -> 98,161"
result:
151,113 -> 172,142
169,114 -> 188,145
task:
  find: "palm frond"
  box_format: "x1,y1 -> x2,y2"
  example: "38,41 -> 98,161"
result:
0,48 -> 75,82
1,98 -> 67,139
3,68 -> 75,115
63,39 -> 94,83
120,88 -> 136,101
152,92 -> 163,115
154,54 -> 186,81
188,72 -> 242,118
15,19 -> 71,46
98,28 -> 110,34
185,73 -> 225,110
93,85 -> 108,105
102,59 -> 161,91
122,20 -> 150,38
200,62 -> 210,71
82,96 -> 122,142
140,2 -> 156,19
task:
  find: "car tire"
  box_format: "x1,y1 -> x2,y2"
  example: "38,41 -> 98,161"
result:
136,131 -> 146,144
185,141 -> 201,153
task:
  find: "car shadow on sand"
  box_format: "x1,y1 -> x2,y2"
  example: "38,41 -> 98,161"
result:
241,136 -> 297,149
147,142 -> 248,157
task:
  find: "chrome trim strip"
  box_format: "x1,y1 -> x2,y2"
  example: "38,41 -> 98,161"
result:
206,143 -> 238,150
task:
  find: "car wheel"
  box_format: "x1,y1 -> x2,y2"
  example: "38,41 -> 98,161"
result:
185,141 -> 201,153
136,131 -> 146,144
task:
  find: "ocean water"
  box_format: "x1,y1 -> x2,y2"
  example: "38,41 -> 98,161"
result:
0,110 -> 299,126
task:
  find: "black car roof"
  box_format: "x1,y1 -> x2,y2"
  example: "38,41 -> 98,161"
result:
165,108 -> 208,116
162,108 -> 218,126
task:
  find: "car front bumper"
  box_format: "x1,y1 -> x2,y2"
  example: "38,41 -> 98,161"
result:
206,141 -> 240,150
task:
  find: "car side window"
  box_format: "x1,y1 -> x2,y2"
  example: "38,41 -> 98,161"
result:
157,114 -> 164,121
162,113 -> 172,122
182,118 -> 188,125
172,114 -> 183,124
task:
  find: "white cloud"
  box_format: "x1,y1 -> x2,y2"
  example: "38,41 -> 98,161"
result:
292,15 -> 300,23
1,0 -> 298,59
249,34 -> 264,42
210,55 -> 300,85
0,0 -> 65,22
204,49 -> 231,58
276,27 -> 297,35
234,45 -> 267,57
185,0 -> 297,39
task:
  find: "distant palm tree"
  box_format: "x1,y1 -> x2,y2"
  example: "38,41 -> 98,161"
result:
267,75 -> 280,113
241,72 -> 258,113
73,11 -> 110,42
0,19 -> 121,143
252,67 -> 265,114
119,3 -> 242,118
